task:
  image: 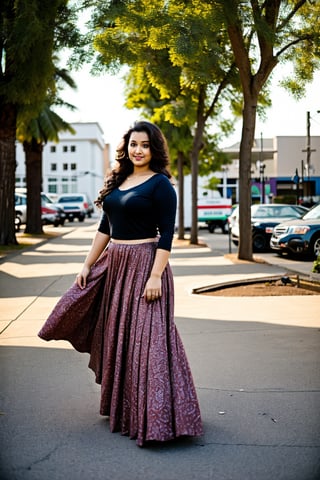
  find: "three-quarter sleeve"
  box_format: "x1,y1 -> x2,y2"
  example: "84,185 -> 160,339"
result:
153,177 -> 177,251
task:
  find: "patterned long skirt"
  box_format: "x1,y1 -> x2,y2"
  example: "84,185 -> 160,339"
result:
38,241 -> 203,446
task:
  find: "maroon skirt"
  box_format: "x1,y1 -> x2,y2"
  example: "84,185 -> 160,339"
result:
38,241 -> 203,446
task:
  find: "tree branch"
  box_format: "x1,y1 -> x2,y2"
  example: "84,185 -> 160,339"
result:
204,63 -> 237,122
276,0 -> 307,32
276,33 -> 314,58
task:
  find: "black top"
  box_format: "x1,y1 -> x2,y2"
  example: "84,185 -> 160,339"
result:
98,173 -> 177,251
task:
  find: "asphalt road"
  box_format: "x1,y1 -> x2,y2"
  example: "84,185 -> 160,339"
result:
199,228 -> 315,277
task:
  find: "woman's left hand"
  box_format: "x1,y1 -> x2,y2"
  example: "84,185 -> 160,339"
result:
142,274 -> 162,302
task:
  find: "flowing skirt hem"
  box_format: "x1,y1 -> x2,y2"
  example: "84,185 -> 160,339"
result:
38,242 -> 203,447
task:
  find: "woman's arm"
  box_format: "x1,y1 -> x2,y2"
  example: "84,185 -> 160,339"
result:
142,248 -> 170,302
76,231 -> 110,289
142,177 -> 176,302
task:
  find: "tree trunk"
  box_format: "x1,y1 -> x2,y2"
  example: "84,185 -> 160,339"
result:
177,151 -> 185,240
0,101 -> 18,245
23,139 -> 44,234
190,88 -> 206,245
238,94 -> 258,260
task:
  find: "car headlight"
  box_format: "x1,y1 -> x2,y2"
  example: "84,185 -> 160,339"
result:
289,226 -> 310,234
253,222 -> 274,234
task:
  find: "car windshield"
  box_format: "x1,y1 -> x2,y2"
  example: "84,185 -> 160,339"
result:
302,203 -> 320,220
58,196 -> 84,203
41,193 -> 53,204
15,195 -> 27,205
252,204 -> 305,218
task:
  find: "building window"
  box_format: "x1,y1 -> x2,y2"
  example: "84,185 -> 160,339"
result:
71,145 -> 76,152
70,163 -> 77,170
50,146 -> 56,153
63,163 -> 68,171
51,163 -> 57,171
63,146 -> 68,152
48,178 -> 57,194
61,176 -> 78,193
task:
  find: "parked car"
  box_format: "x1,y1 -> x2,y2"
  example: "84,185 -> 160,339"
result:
40,192 -> 66,226
227,204 -> 239,231
270,203 -> 320,258
55,193 -> 94,222
230,203 -> 308,253
15,192 -> 65,229
15,193 -> 28,225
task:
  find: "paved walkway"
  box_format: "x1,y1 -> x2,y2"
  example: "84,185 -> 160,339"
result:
1,223 -> 319,480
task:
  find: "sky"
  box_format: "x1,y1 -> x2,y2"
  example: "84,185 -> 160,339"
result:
56,63 -> 320,160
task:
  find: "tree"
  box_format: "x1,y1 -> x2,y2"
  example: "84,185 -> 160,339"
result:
125,60 -> 233,239
124,66 -> 193,239
217,0 -> 320,260
16,66 -> 76,234
17,104 -> 76,234
0,0 -> 80,245
90,0 -> 239,243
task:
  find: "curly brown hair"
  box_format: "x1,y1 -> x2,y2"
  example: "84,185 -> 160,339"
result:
95,121 -> 172,207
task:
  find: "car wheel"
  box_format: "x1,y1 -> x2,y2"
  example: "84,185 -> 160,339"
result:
15,215 -> 21,231
60,219 -> 65,226
78,214 -> 85,222
310,235 -> 320,259
222,222 -> 228,234
208,223 -> 215,233
253,233 -> 267,252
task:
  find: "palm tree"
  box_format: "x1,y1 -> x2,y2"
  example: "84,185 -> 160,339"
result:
17,106 -> 75,233
16,66 -> 76,234
0,1 -> 80,245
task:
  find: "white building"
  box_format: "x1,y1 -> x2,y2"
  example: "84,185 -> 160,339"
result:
15,122 -> 110,204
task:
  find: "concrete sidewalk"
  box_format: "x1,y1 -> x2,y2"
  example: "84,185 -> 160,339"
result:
1,223 -> 320,480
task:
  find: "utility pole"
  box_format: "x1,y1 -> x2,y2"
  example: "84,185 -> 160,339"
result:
259,132 -> 266,204
302,111 -> 316,202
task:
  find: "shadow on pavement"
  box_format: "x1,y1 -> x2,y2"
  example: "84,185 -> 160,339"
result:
1,314 -> 319,480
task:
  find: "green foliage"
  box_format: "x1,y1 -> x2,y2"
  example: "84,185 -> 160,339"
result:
202,176 -> 221,192
0,0 -> 81,116
312,255 -> 320,274
90,0 -> 241,167
17,104 -> 75,144
0,0 -> 82,244
16,63 -> 77,144
82,0 -> 320,249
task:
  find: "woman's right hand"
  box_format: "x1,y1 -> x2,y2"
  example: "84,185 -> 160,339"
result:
75,265 -> 91,289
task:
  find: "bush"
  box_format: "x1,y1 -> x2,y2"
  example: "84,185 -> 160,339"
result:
312,255 -> 320,273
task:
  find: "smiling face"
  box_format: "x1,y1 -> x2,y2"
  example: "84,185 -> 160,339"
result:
128,131 -> 152,171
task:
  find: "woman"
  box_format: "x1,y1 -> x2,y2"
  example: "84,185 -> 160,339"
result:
38,120 -> 203,447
